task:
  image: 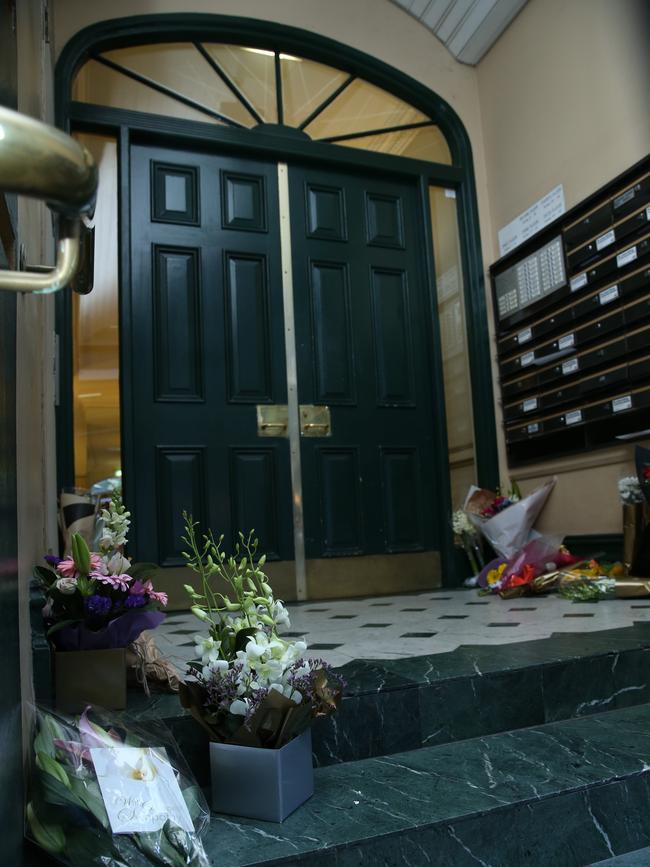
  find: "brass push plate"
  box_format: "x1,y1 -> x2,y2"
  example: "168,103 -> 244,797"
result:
257,404 -> 288,437
300,404 -> 331,437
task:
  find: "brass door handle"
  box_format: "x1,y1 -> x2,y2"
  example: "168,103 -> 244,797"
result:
257,405 -> 289,437
0,106 -> 98,294
300,405 -> 332,437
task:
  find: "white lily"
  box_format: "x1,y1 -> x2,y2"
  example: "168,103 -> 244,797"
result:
194,634 -> 221,663
105,552 -> 132,575
229,698 -> 250,716
202,659 -> 229,679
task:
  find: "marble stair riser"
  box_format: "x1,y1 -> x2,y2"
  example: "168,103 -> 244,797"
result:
154,643 -> 650,787
203,702 -> 650,866
269,776 -> 650,867
311,645 -> 650,766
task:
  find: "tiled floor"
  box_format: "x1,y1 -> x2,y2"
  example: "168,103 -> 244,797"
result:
155,588 -> 650,670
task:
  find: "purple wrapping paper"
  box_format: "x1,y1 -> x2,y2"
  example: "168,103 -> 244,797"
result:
52,610 -> 166,651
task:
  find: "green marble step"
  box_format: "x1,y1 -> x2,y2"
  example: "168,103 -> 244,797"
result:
125,622 -> 650,785
201,701 -> 650,867
592,848 -> 650,866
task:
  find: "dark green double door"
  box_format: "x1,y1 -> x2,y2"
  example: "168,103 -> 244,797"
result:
129,143 -> 439,580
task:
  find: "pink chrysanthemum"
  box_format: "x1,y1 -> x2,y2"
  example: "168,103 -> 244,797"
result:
57,558 -> 77,578
93,572 -> 132,592
144,580 -> 168,606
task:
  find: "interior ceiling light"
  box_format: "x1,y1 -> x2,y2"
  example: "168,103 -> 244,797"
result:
242,47 -> 301,61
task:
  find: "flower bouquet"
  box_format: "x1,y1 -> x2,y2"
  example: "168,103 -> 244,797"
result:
464,478 -> 556,559
477,535 -> 583,598
451,509 -> 484,576
178,514 -> 344,821
26,704 -> 210,866
624,445 -> 650,577
34,496 -> 168,711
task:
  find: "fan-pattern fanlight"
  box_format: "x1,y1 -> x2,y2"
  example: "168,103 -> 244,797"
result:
72,42 -> 452,165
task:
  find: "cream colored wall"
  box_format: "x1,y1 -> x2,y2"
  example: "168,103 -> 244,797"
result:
14,0 -> 59,747
477,0 -> 650,537
51,0 -> 496,279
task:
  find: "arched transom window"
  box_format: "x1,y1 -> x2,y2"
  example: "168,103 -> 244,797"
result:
72,43 -> 452,165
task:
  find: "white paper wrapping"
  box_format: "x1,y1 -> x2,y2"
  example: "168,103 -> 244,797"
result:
464,478 -> 556,559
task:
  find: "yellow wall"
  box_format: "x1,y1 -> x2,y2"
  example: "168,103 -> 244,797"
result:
476,0 -> 650,536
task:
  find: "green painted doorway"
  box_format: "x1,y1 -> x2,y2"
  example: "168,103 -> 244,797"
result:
128,140 -> 441,598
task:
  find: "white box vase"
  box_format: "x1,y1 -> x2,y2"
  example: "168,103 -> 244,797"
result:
209,727 -> 314,822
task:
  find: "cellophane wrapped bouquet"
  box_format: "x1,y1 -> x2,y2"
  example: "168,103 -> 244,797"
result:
179,514 -> 344,747
25,705 -> 210,866
35,496 -> 168,651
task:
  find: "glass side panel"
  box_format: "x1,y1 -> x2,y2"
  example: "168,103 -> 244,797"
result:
72,133 -> 122,491
101,45 -> 256,127
203,44 -> 277,123
337,124 -> 451,165
429,186 -> 476,509
305,77 -> 428,140
72,59 -> 222,125
280,55 -> 348,128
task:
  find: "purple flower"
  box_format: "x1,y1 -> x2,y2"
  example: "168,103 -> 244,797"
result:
85,595 -> 112,616
44,555 -> 62,568
124,595 -> 146,609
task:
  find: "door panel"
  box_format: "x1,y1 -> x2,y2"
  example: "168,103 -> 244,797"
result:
290,165 -> 438,562
128,144 -> 293,564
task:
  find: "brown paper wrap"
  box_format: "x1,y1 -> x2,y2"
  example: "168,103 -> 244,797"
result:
180,669 -> 343,749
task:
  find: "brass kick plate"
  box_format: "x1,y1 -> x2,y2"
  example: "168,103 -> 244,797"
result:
257,404 -> 288,437
300,404 -> 331,437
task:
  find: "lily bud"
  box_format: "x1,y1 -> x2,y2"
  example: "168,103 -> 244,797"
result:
191,605 -> 211,622
26,803 -> 66,854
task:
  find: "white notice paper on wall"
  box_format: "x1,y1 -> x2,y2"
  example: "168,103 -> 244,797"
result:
91,746 -> 194,835
498,185 -> 566,257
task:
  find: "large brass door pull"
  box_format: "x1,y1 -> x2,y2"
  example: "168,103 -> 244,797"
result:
300,405 -> 331,437
256,405 -> 289,437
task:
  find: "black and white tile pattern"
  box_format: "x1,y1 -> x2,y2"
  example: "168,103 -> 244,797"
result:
155,589 -> 650,669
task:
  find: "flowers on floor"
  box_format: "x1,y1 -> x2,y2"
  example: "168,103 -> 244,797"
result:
478,535 -> 582,598
35,495 -> 167,650
619,475 -> 644,505
179,514 -> 344,747
620,446 -> 650,578
558,576 -> 617,602
451,509 -> 484,575
463,477 -> 556,559
26,705 -> 210,866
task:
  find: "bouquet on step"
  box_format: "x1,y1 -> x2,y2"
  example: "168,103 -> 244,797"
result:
179,515 -> 344,748
25,704 -> 210,866
34,495 -> 168,651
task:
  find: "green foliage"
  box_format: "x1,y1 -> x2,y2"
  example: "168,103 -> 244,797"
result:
181,513 -> 278,658
558,580 -> 613,602
26,802 -> 66,854
71,533 -> 91,575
